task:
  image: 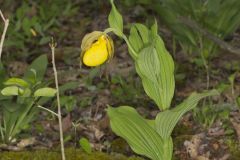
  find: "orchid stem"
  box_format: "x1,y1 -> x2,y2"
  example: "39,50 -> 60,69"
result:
104,28 -> 138,59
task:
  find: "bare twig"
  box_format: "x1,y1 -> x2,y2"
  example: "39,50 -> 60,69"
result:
178,16 -> 240,55
37,105 -> 58,117
0,10 -> 9,60
49,38 -> 66,160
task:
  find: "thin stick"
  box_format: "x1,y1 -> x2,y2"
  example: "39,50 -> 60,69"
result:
49,38 -> 66,160
0,10 -> 9,60
37,105 -> 58,117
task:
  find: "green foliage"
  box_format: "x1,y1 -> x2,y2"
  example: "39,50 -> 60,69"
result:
4,78 -> 29,88
59,96 -> 77,112
1,0 -> 78,58
156,90 -> 218,138
106,1 -> 219,160
1,86 -> 24,96
152,0 -> 240,58
108,20 -> 175,110
0,63 -> 7,89
24,54 -> 48,83
108,91 -> 218,160
79,137 -> 92,154
121,0 -> 153,6
112,20 -> 175,110
33,88 -> 57,97
108,106 -> 165,160
237,97 -> 240,109
134,30 -> 175,110
193,103 -> 232,129
51,81 -> 78,112
111,75 -> 145,105
0,55 -> 55,144
226,138 -> 240,160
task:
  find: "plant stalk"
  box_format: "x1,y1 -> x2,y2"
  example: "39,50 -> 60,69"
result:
37,105 -> 58,117
50,39 -> 66,160
104,27 -> 138,59
0,10 -> 9,60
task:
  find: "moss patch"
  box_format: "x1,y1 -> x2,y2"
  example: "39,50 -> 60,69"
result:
226,138 -> 240,160
0,148 -> 143,160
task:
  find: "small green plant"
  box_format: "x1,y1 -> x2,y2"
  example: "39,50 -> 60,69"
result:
0,55 -> 56,144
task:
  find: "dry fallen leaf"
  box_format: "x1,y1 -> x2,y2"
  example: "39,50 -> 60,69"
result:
184,133 -> 204,159
17,137 -> 36,148
53,114 -> 72,132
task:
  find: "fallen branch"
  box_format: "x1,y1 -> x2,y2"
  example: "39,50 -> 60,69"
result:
0,10 -> 9,60
178,16 -> 240,55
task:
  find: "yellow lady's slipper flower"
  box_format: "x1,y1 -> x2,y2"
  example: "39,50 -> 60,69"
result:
81,31 -> 114,67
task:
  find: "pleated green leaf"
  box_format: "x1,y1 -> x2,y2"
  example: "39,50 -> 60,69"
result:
134,23 -> 150,44
127,22 -> 175,110
156,90 -> 219,139
128,23 -> 154,59
135,34 -> 175,110
107,106 -> 166,160
129,26 -> 144,53
154,35 -> 175,110
137,46 -> 160,82
162,137 -> 173,160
